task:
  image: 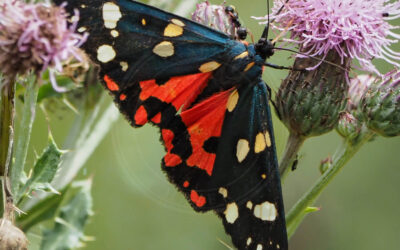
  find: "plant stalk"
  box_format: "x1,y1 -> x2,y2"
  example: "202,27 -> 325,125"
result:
286,132 -> 375,238
0,78 -> 16,221
279,133 -> 305,181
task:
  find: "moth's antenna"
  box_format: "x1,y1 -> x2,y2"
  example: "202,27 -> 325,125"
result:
261,0 -> 290,39
269,47 -> 349,72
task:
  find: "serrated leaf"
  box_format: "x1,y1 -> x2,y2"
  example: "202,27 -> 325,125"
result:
17,185 -> 70,232
40,179 -> 93,250
17,135 -> 63,202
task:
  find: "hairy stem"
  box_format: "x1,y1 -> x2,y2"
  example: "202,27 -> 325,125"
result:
279,133 -> 305,181
0,78 -> 15,221
286,132 -> 374,238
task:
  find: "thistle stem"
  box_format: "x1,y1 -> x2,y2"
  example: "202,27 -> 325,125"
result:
279,133 -> 305,181
0,78 -> 15,221
285,132 -> 374,238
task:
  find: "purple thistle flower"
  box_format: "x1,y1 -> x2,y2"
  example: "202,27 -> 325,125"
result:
192,1 -> 236,37
256,0 -> 400,73
0,0 -> 87,91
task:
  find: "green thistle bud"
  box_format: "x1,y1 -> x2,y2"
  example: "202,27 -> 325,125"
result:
276,51 -> 350,138
336,75 -> 375,143
361,70 -> 400,137
336,112 -> 369,142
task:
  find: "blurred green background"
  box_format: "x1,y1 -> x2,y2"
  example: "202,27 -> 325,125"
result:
26,0 -> 400,249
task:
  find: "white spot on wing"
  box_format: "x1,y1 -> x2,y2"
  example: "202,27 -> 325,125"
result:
164,24 -> 184,37
254,132 -> 267,153
246,201 -> 253,209
236,139 -> 250,163
253,201 -> 277,221
153,41 -> 174,57
110,30 -> 119,37
218,187 -> 228,198
199,61 -> 221,73
97,45 -> 116,63
77,26 -> 87,32
265,131 -> 272,147
103,2 -> 122,29
120,61 -> 128,71
247,237 -> 252,246
227,90 -> 239,112
224,203 -> 239,224
171,18 -> 185,27
256,244 -> 263,250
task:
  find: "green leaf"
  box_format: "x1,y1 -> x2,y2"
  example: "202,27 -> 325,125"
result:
17,186 -> 70,232
17,135 -> 63,203
40,179 -> 93,250
11,75 -> 38,196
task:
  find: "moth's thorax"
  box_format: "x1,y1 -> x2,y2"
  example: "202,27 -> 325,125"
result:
213,41 -> 264,90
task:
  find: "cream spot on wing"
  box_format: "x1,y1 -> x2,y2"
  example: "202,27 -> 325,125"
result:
265,131 -> 272,147
80,4 -> 87,8
254,201 -> 277,221
247,237 -> 252,246
164,24 -> 184,37
277,244 -> 280,249
120,61 -> 128,71
102,2 -> 122,29
246,201 -> 253,209
171,18 -> 185,27
236,139 -> 250,163
224,203 -> 239,224
227,90 -> 239,112
256,244 -> 263,250
141,18 -> 146,26
97,45 -> 116,63
78,26 -> 87,32
153,41 -> 174,57
234,51 -> 249,60
269,241 -> 273,245
199,61 -> 221,73
254,132 -> 266,153
110,30 -> 119,37
218,187 -> 228,198
244,62 -> 255,72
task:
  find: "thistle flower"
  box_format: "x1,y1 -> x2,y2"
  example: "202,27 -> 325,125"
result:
0,0 -> 86,91
192,1 -> 236,36
361,69 -> 400,137
259,0 -> 400,74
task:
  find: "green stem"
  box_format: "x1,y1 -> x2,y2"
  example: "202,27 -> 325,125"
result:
0,78 -> 16,221
0,80 -> 14,177
11,75 -> 38,197
286,132 -> 374,238
279,133 -> 305,181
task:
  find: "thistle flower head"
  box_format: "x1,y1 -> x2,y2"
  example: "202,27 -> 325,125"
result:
348,75 -> 375,111
192,1 -> 236,36
258,0 -> 400,73
0,0 -> 86,91
276,50 -> 349,138
361,69 -> 400,137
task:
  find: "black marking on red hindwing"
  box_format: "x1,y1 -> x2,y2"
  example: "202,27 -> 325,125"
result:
159,81 -> 287,250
